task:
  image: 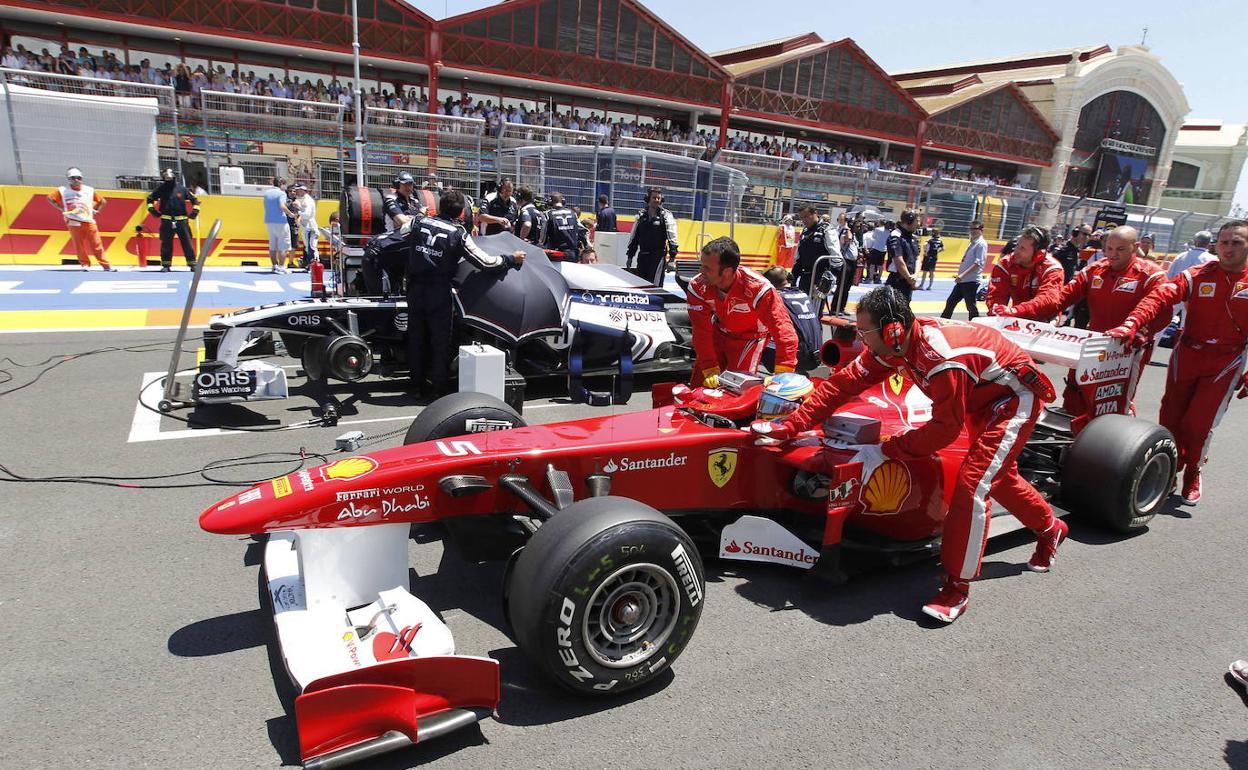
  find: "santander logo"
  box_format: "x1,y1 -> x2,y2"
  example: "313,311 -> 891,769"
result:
724,540 -> 741,553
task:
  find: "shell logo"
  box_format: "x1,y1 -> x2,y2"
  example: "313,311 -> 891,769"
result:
863,460 -> 911,513
322,456 -> 379,482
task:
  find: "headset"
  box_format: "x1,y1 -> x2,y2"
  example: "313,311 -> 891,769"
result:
878,286 -> 908,354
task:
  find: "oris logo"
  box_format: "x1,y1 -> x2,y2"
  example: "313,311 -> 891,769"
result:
193,369 -> 255,396
288,315 -> 321,326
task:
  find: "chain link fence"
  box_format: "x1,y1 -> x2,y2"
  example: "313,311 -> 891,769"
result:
198,90 -> 344,195
0,71 -> 1236,252
0,67 -> 179,186
363,109 -> 485,197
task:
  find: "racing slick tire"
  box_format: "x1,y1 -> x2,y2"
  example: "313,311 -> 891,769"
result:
1061,414 -> 1177,533
507,496 -> 704,695
403,392 -> 526,445
341,186 -> 386,236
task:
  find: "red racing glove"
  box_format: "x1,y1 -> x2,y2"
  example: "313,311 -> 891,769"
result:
1105,321 -> 1137,342
991,304 -> 1017,317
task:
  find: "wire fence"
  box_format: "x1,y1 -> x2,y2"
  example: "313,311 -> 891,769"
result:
0,68 -> 1235,252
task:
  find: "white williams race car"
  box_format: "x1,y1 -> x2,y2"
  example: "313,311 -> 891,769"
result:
194,233 -> 693,409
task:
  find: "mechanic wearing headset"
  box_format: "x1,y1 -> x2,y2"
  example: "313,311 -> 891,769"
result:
984,224 -> 1065,321
1107,219 -> 1248,504
995,225 -> 1169,419
687,236 -> 798,388
383,171 -> 421,230
751,286 -> 1065,624
626,187 -> 680,286
405,189 -> 526,401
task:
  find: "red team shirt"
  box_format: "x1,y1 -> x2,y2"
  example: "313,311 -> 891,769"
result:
985,253 -> 1065,321
1128,261 -> 1248,347
1011,256 -> 1169,333
686,267 -> 798,375
787,317 -> 1043,459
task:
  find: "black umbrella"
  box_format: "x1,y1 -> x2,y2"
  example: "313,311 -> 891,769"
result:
453,232 -> 570,344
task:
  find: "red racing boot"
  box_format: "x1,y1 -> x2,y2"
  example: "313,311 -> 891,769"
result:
1028,518 -> 1069,573
922,575 -> 970,623
1181,469 -> 1202,504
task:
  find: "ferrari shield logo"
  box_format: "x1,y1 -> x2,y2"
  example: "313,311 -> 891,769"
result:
887,373 -> 905,395
708,448 -> 738,488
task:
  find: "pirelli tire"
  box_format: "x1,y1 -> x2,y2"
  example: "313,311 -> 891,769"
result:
507,496 -> 704,695
1061,414 -> 1177,533
340,185 -> 387,237
403,392 -> 526,445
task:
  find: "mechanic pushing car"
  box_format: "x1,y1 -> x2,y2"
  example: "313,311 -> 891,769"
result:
406,189 -> 526,401
626,187 -> 680,286
687,236 -> 799,388
751,286 -> 1065,624
985,225 -> 1065,321
996,225 -> 1169,418
1107,219 -> 1248,504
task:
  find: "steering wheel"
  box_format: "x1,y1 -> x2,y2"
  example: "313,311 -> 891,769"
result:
680,409 -> 737,430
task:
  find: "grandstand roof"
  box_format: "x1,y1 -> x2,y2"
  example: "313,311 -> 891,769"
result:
920,81 -> 1059,166
711,33 -> 825,66
891,44 -> 1112,82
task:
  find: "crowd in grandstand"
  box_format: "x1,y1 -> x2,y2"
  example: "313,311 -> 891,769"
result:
1,41 -> 1026,187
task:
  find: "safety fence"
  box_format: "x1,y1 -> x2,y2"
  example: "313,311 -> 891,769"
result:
0,68 -> 1236,252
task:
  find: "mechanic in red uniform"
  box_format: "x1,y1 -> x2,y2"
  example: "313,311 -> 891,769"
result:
751,287 -> 1065,623
985,225 -> 1065,321
687,236 -> 799,388
995,225 -> 1168,417
1107,220 -> 1248,504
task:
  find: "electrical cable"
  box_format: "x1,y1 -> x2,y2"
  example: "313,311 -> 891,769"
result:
0,341 -> 407,488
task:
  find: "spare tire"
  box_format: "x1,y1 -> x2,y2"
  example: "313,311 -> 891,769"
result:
403,391 -> 526,445
507,496 -> 704,695
1061,414 -> 1177,533
340,186 -> 386,236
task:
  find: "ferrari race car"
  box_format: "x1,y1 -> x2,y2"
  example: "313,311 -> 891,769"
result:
190,230 -> 693,411
198,317 -> 1175,768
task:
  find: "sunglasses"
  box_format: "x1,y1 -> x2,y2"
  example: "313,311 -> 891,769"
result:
855,326 -> 879,339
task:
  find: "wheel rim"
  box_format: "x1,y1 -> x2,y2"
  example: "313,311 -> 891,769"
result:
582,563 -> 679,669
1133,451 -> 1172,514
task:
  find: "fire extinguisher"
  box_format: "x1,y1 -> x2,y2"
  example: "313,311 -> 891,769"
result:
133,225 -> 149,267
310,257 -> 325,298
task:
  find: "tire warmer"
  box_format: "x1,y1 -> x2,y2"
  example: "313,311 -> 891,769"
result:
567,320 -> 634,406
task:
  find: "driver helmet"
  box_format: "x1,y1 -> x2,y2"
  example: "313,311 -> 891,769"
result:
756,372 -> 813,421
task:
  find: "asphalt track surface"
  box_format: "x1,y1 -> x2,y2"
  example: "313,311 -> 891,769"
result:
2,324 -> 1248,770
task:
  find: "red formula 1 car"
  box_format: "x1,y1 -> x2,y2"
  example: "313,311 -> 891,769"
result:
199,318 -> 1176,769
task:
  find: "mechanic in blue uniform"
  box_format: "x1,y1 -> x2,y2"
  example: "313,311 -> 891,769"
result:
625,187 -> 679,285
480,177 -> 518,235
884,208 -> 921,301
383,171 -> 421,229
763,266 -> 823,372
145,167 -> 200,271
595,194 -> 618,232
515,186 -> 547,246
793,205 -> 841,296
405,189 -> 526,400
544,192 -> 582,261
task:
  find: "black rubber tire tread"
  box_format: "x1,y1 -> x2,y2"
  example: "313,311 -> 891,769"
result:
508,496 -> 704,695
403,391 -> 526,445
1061,413 -> 1177,533
301,337 -> 328,382
340,186 -> 386,236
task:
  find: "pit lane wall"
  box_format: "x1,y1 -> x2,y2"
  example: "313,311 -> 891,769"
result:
0,184 -> 1035,275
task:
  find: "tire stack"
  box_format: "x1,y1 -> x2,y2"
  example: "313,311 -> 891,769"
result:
340,186 -> 386,237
